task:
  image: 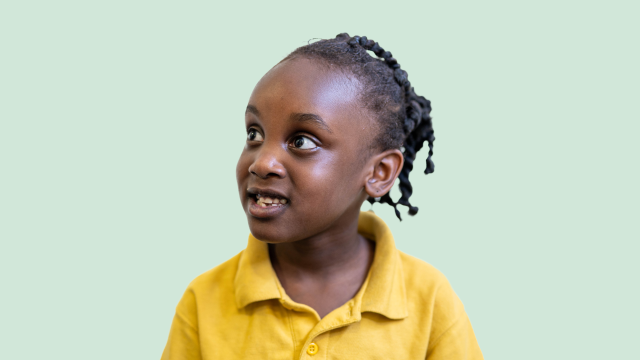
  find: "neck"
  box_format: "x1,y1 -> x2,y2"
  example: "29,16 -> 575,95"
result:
269,211 -> 371,279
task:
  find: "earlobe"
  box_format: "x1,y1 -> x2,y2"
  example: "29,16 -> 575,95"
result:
363,149 -> 404,198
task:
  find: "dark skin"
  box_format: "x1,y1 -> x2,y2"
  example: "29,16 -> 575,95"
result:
236,58 -> 404,319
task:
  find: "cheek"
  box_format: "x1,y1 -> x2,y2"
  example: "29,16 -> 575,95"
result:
296,153 -> 363,207
236,149 -> 251,190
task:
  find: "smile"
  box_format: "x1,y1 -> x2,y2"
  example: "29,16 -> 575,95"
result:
255,194 -> 288,207
247,188 -> 290,218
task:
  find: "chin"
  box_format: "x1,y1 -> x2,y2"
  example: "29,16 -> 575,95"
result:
245,215 -> 296,244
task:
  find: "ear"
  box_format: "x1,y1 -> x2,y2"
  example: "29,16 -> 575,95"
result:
364,149 -> 404,198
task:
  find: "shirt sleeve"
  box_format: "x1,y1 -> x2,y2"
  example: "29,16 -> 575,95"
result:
425,278 -> 483,360
161,287 -> 203,360
426,313 -> 483,360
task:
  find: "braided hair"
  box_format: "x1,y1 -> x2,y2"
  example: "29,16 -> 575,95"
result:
282,33 -> 435,220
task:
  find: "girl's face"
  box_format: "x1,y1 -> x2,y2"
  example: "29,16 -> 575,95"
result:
236,58 -> 377,243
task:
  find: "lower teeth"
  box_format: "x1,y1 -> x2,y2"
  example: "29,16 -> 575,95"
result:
259,203 -> 281,207
255,197 -> 288,207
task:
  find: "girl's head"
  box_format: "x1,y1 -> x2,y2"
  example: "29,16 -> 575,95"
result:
236,33 -> 435,243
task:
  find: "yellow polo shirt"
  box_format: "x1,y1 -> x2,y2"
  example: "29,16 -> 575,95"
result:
162,211 -> 483,359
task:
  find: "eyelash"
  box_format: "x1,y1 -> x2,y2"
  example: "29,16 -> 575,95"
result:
245,127 -> 319,150
246,128 -> 264,142
290,135 -> 317,150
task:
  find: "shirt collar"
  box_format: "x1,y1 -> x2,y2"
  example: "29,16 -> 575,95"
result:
234,211 -> 408,320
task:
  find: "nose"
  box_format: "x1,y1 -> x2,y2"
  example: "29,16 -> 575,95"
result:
248,144 -> 286,179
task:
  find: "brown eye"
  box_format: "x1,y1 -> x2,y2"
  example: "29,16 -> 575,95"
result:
247,129 -> 264,142
291,136 -> 317,150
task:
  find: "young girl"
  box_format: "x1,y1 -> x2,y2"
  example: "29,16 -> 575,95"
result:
162,33 -> 483,360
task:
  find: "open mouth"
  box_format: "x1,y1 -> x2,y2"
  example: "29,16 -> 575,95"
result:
253,193 -> 288,207
247,188 -> 290,210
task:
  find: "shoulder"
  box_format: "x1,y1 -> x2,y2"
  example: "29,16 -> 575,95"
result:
175,250 -> 244,314
396,253 -> 483,357
398,250 -> 451,293
398,250 -> 466,323
185,250 -> 244,296
170,251 -> 245,329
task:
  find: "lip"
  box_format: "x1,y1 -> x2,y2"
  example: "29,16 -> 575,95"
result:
246,187 -> 290,219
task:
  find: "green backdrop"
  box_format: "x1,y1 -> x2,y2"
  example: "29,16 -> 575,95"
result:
1,0 -> 638,359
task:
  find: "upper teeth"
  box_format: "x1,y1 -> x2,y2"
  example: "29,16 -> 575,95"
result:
256,195 -> 287,207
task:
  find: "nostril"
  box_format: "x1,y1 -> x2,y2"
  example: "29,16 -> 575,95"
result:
249,169 -> 283,179
248,156 -> 286,179
249,169 -> 264,179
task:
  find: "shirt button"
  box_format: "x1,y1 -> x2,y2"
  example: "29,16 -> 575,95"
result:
306,343 -> 319,355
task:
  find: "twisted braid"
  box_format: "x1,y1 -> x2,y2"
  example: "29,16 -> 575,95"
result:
284,33 -> 435,220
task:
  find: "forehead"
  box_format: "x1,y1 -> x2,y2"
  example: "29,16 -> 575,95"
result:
248,58 -> 373,137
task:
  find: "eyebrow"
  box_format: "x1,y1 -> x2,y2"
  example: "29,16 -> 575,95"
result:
246,104 -> 332,134
289,113 -> 332,133
245,105 -> 260,117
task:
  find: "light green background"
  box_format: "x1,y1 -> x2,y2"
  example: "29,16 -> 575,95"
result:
1,0 -> 638,359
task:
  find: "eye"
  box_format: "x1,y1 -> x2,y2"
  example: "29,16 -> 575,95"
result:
291,136 -> 317,150
247,128 -> 264,142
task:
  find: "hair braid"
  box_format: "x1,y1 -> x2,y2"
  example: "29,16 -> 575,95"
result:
284,33 -> 435,220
